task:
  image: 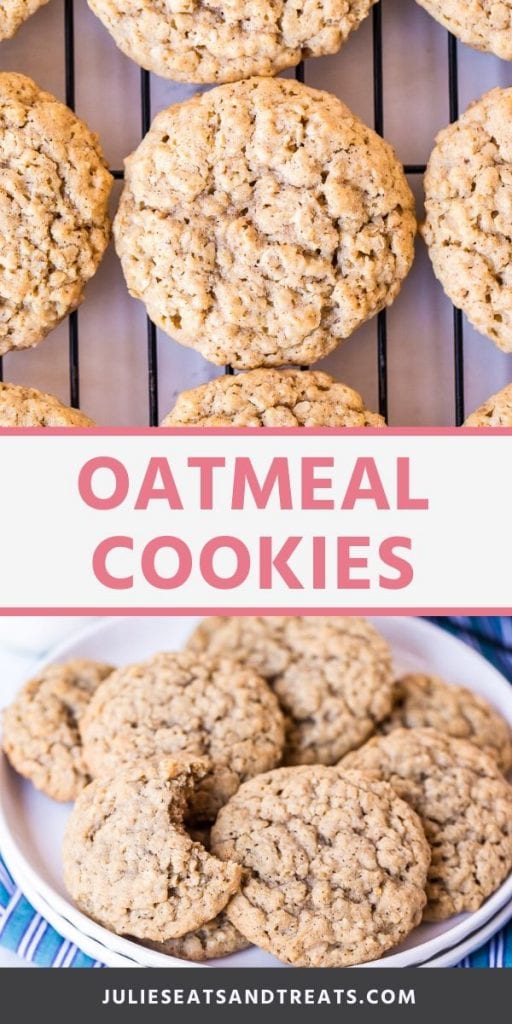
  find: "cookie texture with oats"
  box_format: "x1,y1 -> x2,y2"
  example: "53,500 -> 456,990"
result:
87,0 -> 377,83
0,0 -> 49,41
211,766 -> 430,967
423,88 -> 512,354
143,827 -> 250,961
162,369 -> 385,427
2,659 -> 114,801
464,383 -> 512,426
380,673 -> 512,773
63,759 -> 242,942
81,651 -> 285,820
341,728 -> 512,920
187,616 -> 394,765
114,77 -> 416,369
0,72 -> 112,356
0,382 -> 95,427
415,0 -> 512,60
145,909 -> 249,962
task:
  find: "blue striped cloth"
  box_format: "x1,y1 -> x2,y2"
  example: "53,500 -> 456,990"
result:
0,858 -> 101,967
1,616 -> 511,968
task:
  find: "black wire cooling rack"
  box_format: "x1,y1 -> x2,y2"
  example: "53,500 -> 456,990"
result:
0,0 -> 466,427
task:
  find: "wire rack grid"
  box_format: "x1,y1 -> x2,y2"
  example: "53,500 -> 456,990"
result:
0,0 -> 468,426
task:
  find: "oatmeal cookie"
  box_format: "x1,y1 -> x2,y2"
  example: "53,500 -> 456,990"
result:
211,765 -> 430,967
145,911 -> 249,961
2,659 -> 113,802
144,824 -> 249,961
423,88 -> 512,353
81,651 -> 285,820
87,0 -> 377,84
340,728 -> 512,920
161,369 -> 385,427
0,382 -> 95,427
63,759 -> 242,942
187,617 -> 394,765
415,1 -> 512,61
114,77 -> 416,369
380,674 -> 512,773
0,72 -> 112,356
0,0 -> 49,41
464,383 -> 512,426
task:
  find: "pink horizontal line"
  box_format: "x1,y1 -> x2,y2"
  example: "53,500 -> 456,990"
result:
0,607 -> 510,616
0,427 -> 511,437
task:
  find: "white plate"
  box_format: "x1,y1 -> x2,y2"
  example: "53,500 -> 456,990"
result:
424,900 -> 512,968
1,616 -> 512,969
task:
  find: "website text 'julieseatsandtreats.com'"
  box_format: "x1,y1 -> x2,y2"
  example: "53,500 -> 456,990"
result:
1,0 -> 512,1018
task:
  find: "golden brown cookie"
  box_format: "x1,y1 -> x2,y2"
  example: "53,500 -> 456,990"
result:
162,369 -> 385,427
144,911 -> 250,963
0,72 -> 112,356
464,384 -> 512,426
340,728 -> 512,920
81,651 -> 285,820
0,0 -> 49,41
187,617 -> 394,765
87,0 -> 377,83
2,659 -> 113,801
140,825 -> 249,960
423,88 -> 512,353
0,382 -> 95,427
211,766 -> 430,967
114,77 -> 416,369
63,759 -> 242,942
415,0 -> 512,61
380,673 -> 512,773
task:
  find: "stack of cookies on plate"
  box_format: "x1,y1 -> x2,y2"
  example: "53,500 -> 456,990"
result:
3,616 -> 512,966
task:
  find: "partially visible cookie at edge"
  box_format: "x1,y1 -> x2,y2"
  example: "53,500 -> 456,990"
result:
187,617 -> 394,765
87,0 -> 378,84
211,765 -> 430,967
464,384 -> 512,427
2,659 -> 114,801
0,72 -> 112,356
340,727 -> 512,920
140,826 -> 250,960
415,0 -> 512,61
0,0 -> 49,41
0,382 -> 95,427
161,369 -> 385,428
422,88 -> 512,354
81,651 -> 285,820
63,759 -> 242,942
379,673 -> 512,773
